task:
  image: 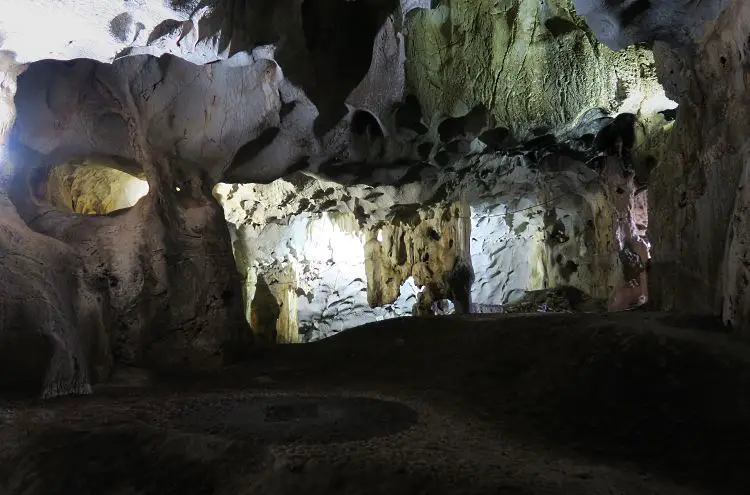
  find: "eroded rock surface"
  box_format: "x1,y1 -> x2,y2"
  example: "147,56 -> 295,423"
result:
404,0 -> 671,139
0,193 -> 109,398
46,160 -> 148,215
217,146 -> 649,339
0,55 -> 108,398
573,0 -> 730,50
648,0 -> 750,332
3,59 -> 251,391
13,56 -> 285,182
570,0 -> 750,334
0,0 -> 408,136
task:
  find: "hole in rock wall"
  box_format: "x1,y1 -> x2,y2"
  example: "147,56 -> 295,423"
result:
43,158 -> 148,215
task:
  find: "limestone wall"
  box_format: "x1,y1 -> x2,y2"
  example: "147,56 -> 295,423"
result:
404,0 -> 665,139
647,0 -> 750,331
217,150 -> 646,340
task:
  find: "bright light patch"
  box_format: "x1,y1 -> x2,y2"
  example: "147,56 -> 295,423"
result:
46,163 -> 149,214
0,95 -> 13,164
238,211 -> 423,341
639,90 -> 678,115
617,85 -> 678,118
120,176 -> 149,207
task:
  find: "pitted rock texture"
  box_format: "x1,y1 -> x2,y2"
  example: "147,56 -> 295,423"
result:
46,161 -> 148,215
575,0 -> 750,335
403,0 -> 671,140
214,200 -> 421,342
217,148 -> 648,339
369,203 -> 474,316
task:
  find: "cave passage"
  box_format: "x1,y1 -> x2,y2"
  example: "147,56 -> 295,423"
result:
44,158 -> 149,215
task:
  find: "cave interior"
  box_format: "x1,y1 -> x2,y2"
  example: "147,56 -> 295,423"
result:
1,0 -> 750,493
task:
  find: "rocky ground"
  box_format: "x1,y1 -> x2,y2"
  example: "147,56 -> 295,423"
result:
1,311 -> 748,495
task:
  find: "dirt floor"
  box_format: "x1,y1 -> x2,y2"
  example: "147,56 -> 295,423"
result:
1,311 -> 750,495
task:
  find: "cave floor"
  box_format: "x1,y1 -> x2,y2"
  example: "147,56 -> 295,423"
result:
2,312 -> 750,495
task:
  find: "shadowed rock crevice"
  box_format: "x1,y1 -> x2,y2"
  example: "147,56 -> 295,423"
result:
300,0 -> 401,136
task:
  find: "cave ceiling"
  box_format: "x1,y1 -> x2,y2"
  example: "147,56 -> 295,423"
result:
0,0 -> 732,189
0,0 -> 417,142
0,0 -> 718,314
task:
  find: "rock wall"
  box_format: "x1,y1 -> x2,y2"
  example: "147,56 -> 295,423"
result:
648,0 -> 750,330
0,54 -> 109,398
364,201 -> 472,314
575,0 -> 750,331
12,55 -> 286,182
45,146 -> 647,343
404,0 -> 667,138
0,0 -> 680,398
218,149 -> 647,340
0,192 -> 110,398
0,0 -> 410,136
0,55 -> 252,396
469,158 -> 616,305
215,184 -> 420,342
10,146 -> 251,373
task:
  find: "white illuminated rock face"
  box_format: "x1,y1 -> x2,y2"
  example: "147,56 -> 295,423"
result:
216,149 -> 647,340
465,159 -> 627,308
229,212 -> 420,342
0,0 -> 264,65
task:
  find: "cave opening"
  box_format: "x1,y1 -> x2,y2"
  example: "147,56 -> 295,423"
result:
43,157 -> 149,215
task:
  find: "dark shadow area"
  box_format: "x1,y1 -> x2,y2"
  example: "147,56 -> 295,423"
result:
3,312 -> 749,494
173,395 -> 418,443
224,127 -> 281,182
437,103 -> 491,142
301,0 -> 400,137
